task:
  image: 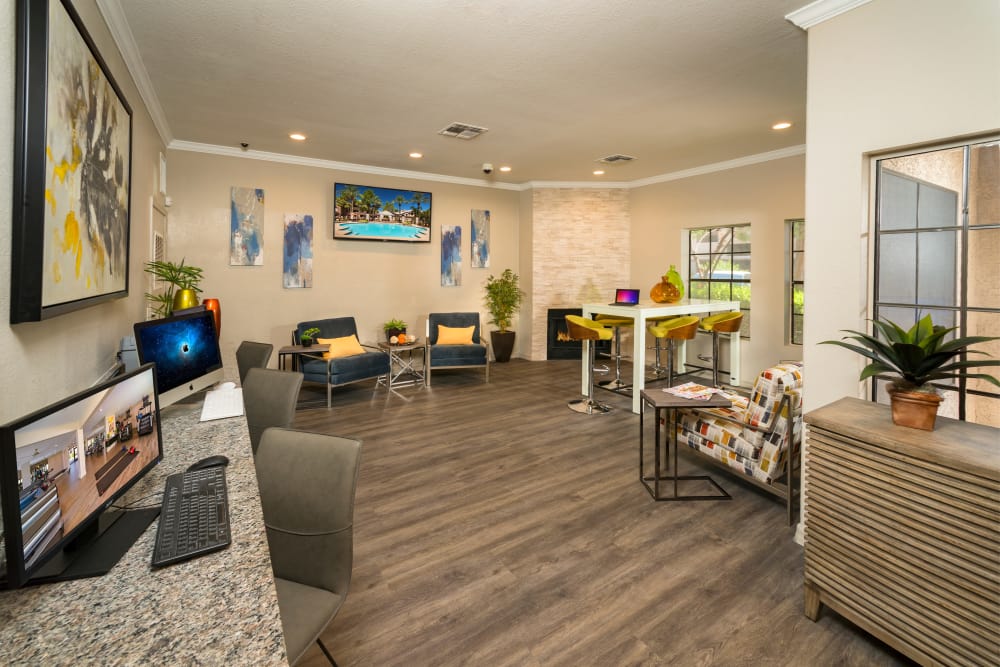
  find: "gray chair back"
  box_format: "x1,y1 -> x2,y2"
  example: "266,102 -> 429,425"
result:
236,341 -> 273,385
256,427 -> 362,661
243,368 -> 303,455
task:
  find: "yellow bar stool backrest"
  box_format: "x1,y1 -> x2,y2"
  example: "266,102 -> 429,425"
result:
701,311 -> 743,333
565,315 -> 614,342
648,315 -> 700,341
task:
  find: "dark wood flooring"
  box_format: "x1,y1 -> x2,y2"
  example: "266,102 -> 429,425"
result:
291,359 -> 914,667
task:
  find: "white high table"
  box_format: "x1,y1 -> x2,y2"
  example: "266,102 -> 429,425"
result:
581,299 -> 741,414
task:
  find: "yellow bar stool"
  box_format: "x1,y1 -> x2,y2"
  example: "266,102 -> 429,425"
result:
647,316 -> 700,386
565,315 -> 615,414
594,314 -> 634,393
700,311 -> 743,387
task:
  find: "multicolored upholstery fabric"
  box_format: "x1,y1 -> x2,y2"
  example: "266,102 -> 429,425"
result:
675,362 -> 803,485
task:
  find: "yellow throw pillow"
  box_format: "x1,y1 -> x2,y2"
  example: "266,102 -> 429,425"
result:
437,324 -> 475,345
317,335 -> 366,359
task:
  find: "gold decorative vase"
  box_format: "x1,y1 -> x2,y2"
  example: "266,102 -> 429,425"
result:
172,288 -> 199,312
650,265 -> 684,303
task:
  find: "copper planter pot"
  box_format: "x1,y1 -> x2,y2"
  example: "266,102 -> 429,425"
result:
889,388 -> 942,431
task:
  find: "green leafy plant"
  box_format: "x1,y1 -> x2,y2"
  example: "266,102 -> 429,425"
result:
383,318 -> 407,332
300,327 -> 321,343
821,315 -> 1000,393
483,268 -> 525,333
144,259 -> 204,317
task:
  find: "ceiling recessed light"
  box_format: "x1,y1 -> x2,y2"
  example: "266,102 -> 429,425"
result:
593,170 -> 605,176
771,121 -> 793,130
289,133 -> 306,141
499,166 -> 511,172
409,152 -> 423,158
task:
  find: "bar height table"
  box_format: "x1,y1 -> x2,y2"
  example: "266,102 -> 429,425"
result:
582,299 -> 740,413
639,388 -> 732,501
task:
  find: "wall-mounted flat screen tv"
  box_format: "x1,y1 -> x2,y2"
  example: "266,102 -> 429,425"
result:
333,183 -> 431,243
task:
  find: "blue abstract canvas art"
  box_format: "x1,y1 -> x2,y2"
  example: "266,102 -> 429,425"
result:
471,209 -> 490,268
441,225 -> 462,286
283,214 -> 313,288
231,187 -> 264,265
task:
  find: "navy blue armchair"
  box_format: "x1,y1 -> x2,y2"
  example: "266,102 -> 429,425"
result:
424,312 -> 490,387
294,317 -> 389,407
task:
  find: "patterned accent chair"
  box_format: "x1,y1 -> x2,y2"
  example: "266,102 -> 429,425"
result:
675,362 -> 803,524
424,312 -> 490,386
294,317 -> 390,407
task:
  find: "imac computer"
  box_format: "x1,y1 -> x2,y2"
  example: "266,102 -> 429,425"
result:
0,364 -> 164,588
134,309 -> 224,407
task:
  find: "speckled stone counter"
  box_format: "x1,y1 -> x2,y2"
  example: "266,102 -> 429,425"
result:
0,403 -> 287,666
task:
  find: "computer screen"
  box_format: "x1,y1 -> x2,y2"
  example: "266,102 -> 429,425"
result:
0,364 -> 164,588
134,309 -> 224,407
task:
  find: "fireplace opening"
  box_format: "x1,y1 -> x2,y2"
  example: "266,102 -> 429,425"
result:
547,308 -> 611,360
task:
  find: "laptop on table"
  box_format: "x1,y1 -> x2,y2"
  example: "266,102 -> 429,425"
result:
609,288 -> 640,306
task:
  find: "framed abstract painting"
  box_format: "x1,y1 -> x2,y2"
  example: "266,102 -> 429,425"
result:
231,187 -> 265,265
283,214 -> 313,288
10,0 -> 133,323
441,226 -> 461,287
471,209 -> 490,268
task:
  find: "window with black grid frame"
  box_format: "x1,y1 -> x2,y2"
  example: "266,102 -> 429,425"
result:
788,219 -> 804,345
688,225 -> 751,338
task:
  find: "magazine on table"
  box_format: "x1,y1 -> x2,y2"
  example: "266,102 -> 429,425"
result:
663,382 -> 722,400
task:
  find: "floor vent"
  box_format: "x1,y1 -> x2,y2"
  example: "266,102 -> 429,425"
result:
438,122 -> 489,140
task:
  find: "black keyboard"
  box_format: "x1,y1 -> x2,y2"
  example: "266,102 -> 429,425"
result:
151,466 -> 231,567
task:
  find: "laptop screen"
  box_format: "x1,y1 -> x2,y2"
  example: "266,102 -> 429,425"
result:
614,289 -> 640,305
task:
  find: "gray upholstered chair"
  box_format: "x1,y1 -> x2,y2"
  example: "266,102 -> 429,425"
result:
256,427 -> 362,666
236,340 -> 273,385
243,368 -> 303,455
424,312 -> 490,387
294,317 -> 390,407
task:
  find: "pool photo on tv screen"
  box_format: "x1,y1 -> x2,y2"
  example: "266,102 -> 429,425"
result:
333,183 -> 431,243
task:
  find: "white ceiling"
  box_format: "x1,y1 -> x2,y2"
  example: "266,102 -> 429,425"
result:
112,0 -> 809,185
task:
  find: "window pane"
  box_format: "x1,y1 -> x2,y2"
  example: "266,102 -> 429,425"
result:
733,283 -> 751,310
969,141 -> 999,227
732,253 -> 751,276
792,220 -> 805,251
792,285 -> 804,315
879,171 -> 918,230
968,227 -> 1000,308
689,281 -> 709,299
967,310 -> 1000,399
690,229 -> 712,253
920,308 -> 957,330
710,228 -> 732,253
733,225 -> 751,251
876,306 -> 916,329
792,314 -> 803,345
793,253 -> 804,281
917,182 -> 958,228
916,230 -> 957,307
709,282 -> 731,301
691,256 -> 711,279
878,233 -> 917,303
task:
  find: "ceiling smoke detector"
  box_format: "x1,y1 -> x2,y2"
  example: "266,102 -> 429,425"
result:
438,122 -> 489,140
596,154 -> 637,164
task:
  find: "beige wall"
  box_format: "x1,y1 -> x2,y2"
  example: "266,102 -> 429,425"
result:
630,155 -> 806,381
164,151 -> 522,374
0,0 -> 165,422
803,0 -> 1000,413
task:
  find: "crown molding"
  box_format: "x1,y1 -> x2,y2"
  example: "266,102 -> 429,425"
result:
519,180 -> 632,190
627,145 -> 806,188
97,0 -> 173,146
785,0 -> 872,30
168,141 -> 523,190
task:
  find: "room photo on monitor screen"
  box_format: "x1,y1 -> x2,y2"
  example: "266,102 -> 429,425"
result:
134,309 -> 224,407
0,365 -> 163,588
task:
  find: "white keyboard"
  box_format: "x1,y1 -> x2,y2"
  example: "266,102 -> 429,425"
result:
200,387 -> 245,422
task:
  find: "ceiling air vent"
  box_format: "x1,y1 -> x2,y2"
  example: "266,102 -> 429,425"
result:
438,122 -> 489,140
597,154 -> 637,164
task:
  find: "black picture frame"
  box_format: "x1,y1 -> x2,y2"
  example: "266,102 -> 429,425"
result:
333,183 -> 432,243
10,0 -> 133,323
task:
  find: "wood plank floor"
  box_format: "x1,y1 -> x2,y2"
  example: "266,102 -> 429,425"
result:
291,359 -> 914,667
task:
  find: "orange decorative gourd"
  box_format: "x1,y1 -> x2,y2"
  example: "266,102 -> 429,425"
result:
650,265 -> 684,303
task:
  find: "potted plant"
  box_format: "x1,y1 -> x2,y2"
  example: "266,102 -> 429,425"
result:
483,268 -> 525,363
144,259 -> 204,317
300,327 -> 321,348
822,315 -> 999,430
383,318 -> 407,343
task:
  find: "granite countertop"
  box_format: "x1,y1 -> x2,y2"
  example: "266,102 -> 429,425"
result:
0,403 -> 287,666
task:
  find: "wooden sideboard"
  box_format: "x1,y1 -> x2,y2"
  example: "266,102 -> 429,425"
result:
803,397 -> 999,667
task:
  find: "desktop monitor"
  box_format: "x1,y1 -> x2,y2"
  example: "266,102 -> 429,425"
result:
134,309 -> 224,407
0,364 -> 164,588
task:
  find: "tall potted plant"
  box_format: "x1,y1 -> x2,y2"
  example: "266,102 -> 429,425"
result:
822,315 -> 999,430
483,268 -> 525,363
144,259 -> 204,318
